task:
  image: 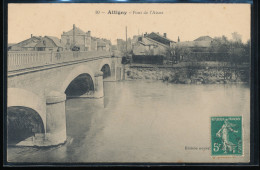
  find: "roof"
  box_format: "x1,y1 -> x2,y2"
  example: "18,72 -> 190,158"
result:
194,36 -> 213,41
34,36 -> 63,48
143,37 -> 170,48
8,43 -> 16,47
145,32 -> 175,46
45,36 -> 62,47
62,26 -> 87,36
177,40 -> 211,48
35,41 -> 46,48
12,36 -> 41,47
10,36 -> 62,50
138,40 -> 155,46
22,42 -> 38,48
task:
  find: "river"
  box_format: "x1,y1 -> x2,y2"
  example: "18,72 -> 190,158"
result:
7,80 -> 250,163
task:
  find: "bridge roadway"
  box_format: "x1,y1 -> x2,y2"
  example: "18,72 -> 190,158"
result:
7,51 -> 124,146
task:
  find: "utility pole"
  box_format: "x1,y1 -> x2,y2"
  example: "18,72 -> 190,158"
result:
73,24 -> 75,46
125,26 -> 127,56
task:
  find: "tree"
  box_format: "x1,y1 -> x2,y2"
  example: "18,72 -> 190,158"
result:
165,46 -> 175,65
231,32 -> 242,43
165,45 -> 192,64
209,36 -> 229,54
242,39 -> 251,63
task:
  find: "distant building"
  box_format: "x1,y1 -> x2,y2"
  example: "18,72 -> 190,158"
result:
177,36 -> 213,52
34,36 -> 63,51
132,32 -> 176,56
9,35 -> 41,51
97,38 -> 111,51
116,38 -> 131,54
111,45 -> 117,51
101,39 -> 112,51
9,35 -> 63,51
8,43 -> 16,51
61,24 -> 111,51
61,24 -> 92,51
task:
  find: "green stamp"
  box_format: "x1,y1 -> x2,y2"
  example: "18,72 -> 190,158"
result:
211,116 -> 242,156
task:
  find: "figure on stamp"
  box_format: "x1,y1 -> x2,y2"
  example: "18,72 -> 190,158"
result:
216,119 -> 238,153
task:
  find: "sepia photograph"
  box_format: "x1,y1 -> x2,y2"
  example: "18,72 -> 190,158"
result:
6,2 -> 252,164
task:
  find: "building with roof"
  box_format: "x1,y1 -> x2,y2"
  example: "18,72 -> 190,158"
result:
9,35 -> 63,51
8,43 -> 16,51
101,39 -> 112,51
33,36 -> 63,51
9,35 -> 41,51
97,39 -> 111,51
61,24 -> 111,52
61,24 -> 91,51
132,32 -> 176,56
176,36 -> 213,52
194,36 -> 213,42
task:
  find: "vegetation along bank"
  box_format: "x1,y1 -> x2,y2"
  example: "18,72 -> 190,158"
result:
124,62 -> 249,84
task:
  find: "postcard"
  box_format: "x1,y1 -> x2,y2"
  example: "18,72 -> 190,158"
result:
6,3 -> 251,163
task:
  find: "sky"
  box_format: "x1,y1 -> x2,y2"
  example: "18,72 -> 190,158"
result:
8,3 -> 251,44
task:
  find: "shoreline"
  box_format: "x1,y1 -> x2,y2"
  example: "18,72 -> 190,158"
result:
124,63 -> 249,85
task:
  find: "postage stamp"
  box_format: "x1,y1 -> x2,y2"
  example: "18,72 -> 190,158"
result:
211,116 -> 243,156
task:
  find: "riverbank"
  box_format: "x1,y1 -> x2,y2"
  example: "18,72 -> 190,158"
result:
124,62 -> 249,84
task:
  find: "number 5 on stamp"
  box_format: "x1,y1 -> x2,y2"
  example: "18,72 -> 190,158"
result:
211,116 -> 243,156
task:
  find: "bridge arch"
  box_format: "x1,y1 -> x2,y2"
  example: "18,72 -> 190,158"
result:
65,73 -> 94,97
7,88 -> 46,145
101,64 -> 111,79
7,106 -> 45,145
61,65 -> 95,94
98,59 -> 112,79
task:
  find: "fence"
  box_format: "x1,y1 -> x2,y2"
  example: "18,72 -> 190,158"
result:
8,51 -> 111,71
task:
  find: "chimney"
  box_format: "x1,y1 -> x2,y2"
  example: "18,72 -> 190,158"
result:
164,33 -> 167,38
178,36 -> 180,42
88,31 -> 91,37
31,34 -> 33,38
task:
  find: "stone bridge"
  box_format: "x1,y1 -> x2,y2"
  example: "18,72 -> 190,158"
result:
7,50 -> 123,146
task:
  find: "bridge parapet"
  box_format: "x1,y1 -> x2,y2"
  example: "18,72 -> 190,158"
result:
8,51 -> 112,71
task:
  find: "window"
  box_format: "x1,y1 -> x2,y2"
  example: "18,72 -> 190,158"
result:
37,47 -> 45,51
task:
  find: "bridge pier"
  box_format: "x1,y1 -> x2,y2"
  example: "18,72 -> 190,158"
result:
45,91 -> 67,145
93,71 -> 104,98
115,66 -> 125,81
